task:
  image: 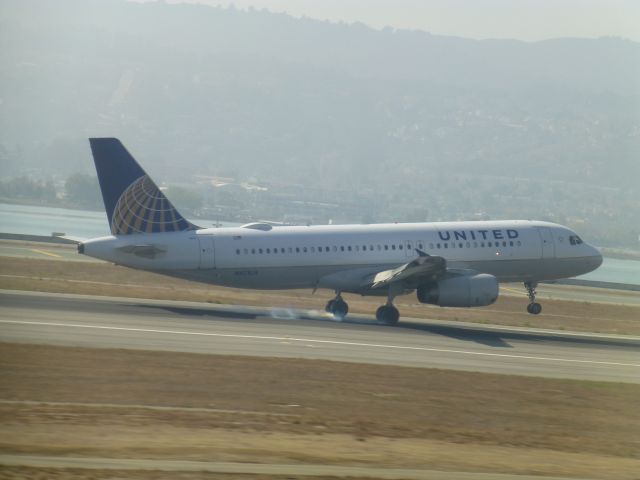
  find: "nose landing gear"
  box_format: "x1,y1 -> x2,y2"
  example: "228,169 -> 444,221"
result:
525,281 -> 542,315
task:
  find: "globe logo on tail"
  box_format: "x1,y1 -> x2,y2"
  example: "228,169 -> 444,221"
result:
111,175 -> 196,235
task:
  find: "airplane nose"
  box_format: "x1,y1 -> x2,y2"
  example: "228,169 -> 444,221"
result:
590,246 -> 603,269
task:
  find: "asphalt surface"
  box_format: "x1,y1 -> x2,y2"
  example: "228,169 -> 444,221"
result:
0,454 -> 587,480
1,290 -> 638,383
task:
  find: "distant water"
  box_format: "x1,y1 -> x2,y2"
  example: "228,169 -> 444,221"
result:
577,257 -> 640,285
1,202 -> 639,285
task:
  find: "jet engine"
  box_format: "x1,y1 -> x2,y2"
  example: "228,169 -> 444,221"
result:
416,273 -> 498,307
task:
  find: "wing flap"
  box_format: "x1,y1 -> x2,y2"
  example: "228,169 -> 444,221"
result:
367,251 -> 446,290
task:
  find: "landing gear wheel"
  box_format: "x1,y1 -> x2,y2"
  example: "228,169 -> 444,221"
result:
527,302 -> 542,315
376,305 -> 400,325
325,299 -> 335,313
524,281 -> 542,315
331,299 -> 349,320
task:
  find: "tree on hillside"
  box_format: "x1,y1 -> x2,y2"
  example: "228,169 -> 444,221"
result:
65,174 -> 102,210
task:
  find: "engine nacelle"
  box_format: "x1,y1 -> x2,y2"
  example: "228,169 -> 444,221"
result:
417,273 -> 499,307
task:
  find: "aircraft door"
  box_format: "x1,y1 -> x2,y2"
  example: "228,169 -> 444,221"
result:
198,236 -> 216,269
537,227 -> 555,259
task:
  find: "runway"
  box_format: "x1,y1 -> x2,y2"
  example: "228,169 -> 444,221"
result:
1,290 -> 639,383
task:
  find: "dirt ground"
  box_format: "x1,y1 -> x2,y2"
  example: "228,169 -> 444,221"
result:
1,250 -> 639,478
0,468 -> 355,480
1,343 -> 639,479
1,255 -> 639,335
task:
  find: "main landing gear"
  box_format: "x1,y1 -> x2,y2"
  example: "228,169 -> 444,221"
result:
376,304 -> 400,325
376,285 -> 401,325
524,281 -> 542,315
325,290 -> 401,325
325,292 -> 349,320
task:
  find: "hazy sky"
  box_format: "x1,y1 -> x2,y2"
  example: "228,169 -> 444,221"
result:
172,0 -> 640,42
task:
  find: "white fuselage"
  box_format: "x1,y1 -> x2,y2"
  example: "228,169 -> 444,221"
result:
82,220 -> 603,294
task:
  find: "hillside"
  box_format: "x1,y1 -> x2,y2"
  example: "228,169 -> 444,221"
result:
0,0 -> 638,246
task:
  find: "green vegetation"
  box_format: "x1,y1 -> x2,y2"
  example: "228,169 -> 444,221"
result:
64,174 -> 102,210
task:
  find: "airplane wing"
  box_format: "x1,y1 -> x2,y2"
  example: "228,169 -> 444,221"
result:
364,250 -> 446,290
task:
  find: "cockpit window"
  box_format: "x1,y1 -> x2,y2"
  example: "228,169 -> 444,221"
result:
569,235 -> 583,245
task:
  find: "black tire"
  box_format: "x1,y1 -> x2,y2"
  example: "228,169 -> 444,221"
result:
332,300 -> 349,319
376,305 -> 400,325
527,303 -> 542,315
325,299 -> 335,313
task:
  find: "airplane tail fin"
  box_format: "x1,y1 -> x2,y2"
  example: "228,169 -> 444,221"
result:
89,138 -> 199,235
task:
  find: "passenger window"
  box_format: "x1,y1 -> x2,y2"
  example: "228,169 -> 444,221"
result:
429,243 -> 434,249
303,247 -> 307,253
391,245 -> 396,250
487,242 -> 491,248
296,247 -> 300,253
266,248 -> 270,254
384,245 -> 389,250
235,249 -> 240,255
251,249 -> 256,254
502,241 -> 506,247
259,248 -> 263,254
348,246 -> 352,251
418,243 -> 423,249
437,243 -> 441,249
466,242 -> 470,248
459,243 -> 463,248
517,241 -> 522,246
340,246 -> 345,252
444,243 -> 448,249
288,247 -> 293,253
480,243 -> 484,248
509,241 -> 513,247
399,244 -> 403,250
369,245 -> 374,251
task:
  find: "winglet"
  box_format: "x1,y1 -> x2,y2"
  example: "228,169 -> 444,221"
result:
416,248 -> 430,257
89,138 -> 199,235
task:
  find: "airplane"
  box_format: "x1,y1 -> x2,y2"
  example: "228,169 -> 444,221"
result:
78,138 -> 603,325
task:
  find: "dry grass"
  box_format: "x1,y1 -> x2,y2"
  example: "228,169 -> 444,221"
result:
1,255 -> 639,335
1,343 -> 640,479
0,467 -> 350,480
